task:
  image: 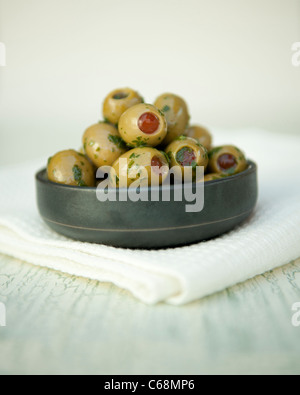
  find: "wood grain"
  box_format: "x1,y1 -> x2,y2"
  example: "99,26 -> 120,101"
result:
0,253 -> 299,375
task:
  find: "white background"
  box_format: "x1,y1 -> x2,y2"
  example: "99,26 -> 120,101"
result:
0,0 -> 299,166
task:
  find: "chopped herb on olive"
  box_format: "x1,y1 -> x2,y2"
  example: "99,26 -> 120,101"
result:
108,134 -> 126,149
113,92 -> 128,100
177,135 -> 187,141
102,117 -> 111,124
167,151 -> 173,161
225,167 -> 236,175
128,160 -> 135,169
235,147 -> 243,155
161,105 -> 170,112
129,153 -> 141,159
77,180 -> 87,187
72,165 -> 84,185
71,165 -> 87,187
160,150 -> 170,164
208,146 -> 222,159
191,161 -> 197,170
130,136 -> 149,148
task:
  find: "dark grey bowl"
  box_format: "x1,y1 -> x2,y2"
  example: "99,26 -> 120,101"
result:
35,161 -> 258,249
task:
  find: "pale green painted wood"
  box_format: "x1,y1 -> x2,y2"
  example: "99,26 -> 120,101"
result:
0,253 -> 300,375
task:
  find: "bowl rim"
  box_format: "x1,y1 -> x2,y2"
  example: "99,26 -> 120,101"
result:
36,160 -> 257,192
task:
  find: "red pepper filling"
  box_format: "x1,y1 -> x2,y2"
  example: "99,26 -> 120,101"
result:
138,112 -> 160,134
113,92 -> 128,100
217,154 -> 237,171
176,147 -> 196,166
151,156 -> 163,174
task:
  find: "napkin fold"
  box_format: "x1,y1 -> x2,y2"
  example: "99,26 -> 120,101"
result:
0,129 -> 300,305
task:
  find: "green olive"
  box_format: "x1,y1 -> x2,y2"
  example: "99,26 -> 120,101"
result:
185,125 -> 213,151
118,103 -> 167,148
83,122 -> 127,168
208,145 -> 247,175
111,147 -> 169,187
47,150 -> 95,187
204,173 -> 226,182
154,93 -> 190,145
165,136 -> 208,177
103,87 -> 144,125
78,146 -> 97,169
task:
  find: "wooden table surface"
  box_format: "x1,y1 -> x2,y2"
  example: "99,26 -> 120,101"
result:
0,253 -> 300,375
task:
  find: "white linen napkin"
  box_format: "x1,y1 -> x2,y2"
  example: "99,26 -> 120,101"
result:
0,129 -> 300,305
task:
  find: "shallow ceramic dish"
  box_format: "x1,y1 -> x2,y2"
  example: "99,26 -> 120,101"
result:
35,161 -> 258,249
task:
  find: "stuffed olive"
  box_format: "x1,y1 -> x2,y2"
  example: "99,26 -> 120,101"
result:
208,145 -> 247,175
47,150 -> 95,187
166,136 -> 208,176
46,87 -> 251,189
111,147 -> 169,187
103,87 -> 144,125
83,122 -> 127,168
118,103 -> 167,148
154,93 -> 190,145
185,125 -> 213,151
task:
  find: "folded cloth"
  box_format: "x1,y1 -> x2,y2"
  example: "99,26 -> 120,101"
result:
0,129 -> 300,305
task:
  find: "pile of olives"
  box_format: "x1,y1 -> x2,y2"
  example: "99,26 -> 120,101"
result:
47,88 -> 248,187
